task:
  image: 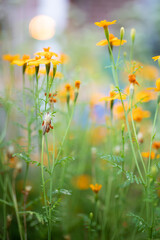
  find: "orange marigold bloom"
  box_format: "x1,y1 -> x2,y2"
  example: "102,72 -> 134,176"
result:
90,183 -> 102,194
152,141 -> 160,150
2,54 -> 20,63
95,20 -> 117,28
142,152 -> 155,159
72,175 -> 91,190
25,66 -> 35,75
96,34 -> 127,47
34,47 -> 58,58
12,55 -> 30,66
136,90 -> 156,103
147,78 -> 160,92
113,102 -> 128,120
132,107 -> 150,122
65,83 -> 71,91
128,74 -> 139,86
100,90 -> 126,102
75,80 -> 81,89
152,55 -> 160,61
59,53 -> 69,64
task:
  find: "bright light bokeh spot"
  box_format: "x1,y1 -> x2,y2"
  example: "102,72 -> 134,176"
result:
29,15 -> 55,40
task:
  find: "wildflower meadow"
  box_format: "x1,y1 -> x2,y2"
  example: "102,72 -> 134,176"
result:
1,10 -> 160,240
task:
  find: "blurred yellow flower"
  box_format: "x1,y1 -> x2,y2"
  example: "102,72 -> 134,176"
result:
12,55 -> 30,66
72,175 -> 91,190
49,71 -> 63,79
59,53 -> 70,64
100,90 -> 126,102
25,66 -> 35,75
141,152 -> 155,159
35,47 -> 58,58
147,78 -> 160,92
2,54 -> 20,63
96,34 -> 126,47
90,183 -> 102,193
152,55 -> 160,61
95,20 -> 116,28
132,107 -> 150,122
136,90 -> 156,102
113,102 -> 127,120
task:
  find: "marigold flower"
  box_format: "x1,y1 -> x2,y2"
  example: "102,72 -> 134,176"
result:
100,90 -> 126,102
96,34 -> 127,47
34,47 -> 58,58
2,54 -> 20,63
147,78 -> 160,92
152,55 -> 160,61
12,55 -> 30,66
65,83 -> 71,92
42,112 -> 53,135
142,152 -> 155,159
75,80 -> 81,89
132,107 -> 150,122
58,53 -> 69,64
49,71 -> 63,79
90,183 -> 102,194
136,90 -> 156,103
128,74 -> 139,86
95,20 -> 117,28
72,175 -> 91,190
27,56 -> 41,66
152,141 -> 160,150
25,66 -> 35,75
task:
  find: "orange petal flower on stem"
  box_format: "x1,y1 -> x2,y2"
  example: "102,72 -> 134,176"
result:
34,47 -> 58,58
132,107 -> 150,122
96,34 -> 126,47
128,74 -> 139,86
141,152 -> 155,159
100,90 -> 126,102
75,80 -> 81,89
95,20 -> 117,28
72,175 -> 91,190
152,141 -> 160,150
58,53 -> 70,64
147,78 -> 160,92
12,55 -> 30,66
2,54 -> 20,63
152,55 -> 160,61
136,90 -> 156,103
90,183 -> 102,194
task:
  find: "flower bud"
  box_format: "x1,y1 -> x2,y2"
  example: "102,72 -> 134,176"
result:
120,27 -> 125,40
131,28 -> 136,43
89,212 -> 93,220
129,83 -> 134,96
151,165 -> 158,177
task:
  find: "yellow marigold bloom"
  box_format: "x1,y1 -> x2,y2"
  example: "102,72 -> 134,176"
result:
72,175 -> 91,190
113,102 -> 127,120
148,78 -> 160,92
54,71 -> 64,79
25,66 -> 35,75
59,53 -> 69,64
132,107 -> 150,122
152,141 -> 160,150
29,54 -> 60,66
34,47 -> 58,58
75,80 -> 81,89
152,55 -> 160,61
96,34 -> 126,47
90,183 -> 102,194
27,56 -> 41,66
136,90 -> 156,102
39,68 -> 46,75
2,54 -> 20,63
100,90 -> 126,102
12,55 -> 30,66
95,20 -> 116,28
142,152 -> 155,159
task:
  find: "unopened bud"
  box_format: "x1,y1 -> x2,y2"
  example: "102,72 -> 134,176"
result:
120,27 -> 125,40
151,165 -> 158,177
89,212 -> 93,220
131,28 -> 136,43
